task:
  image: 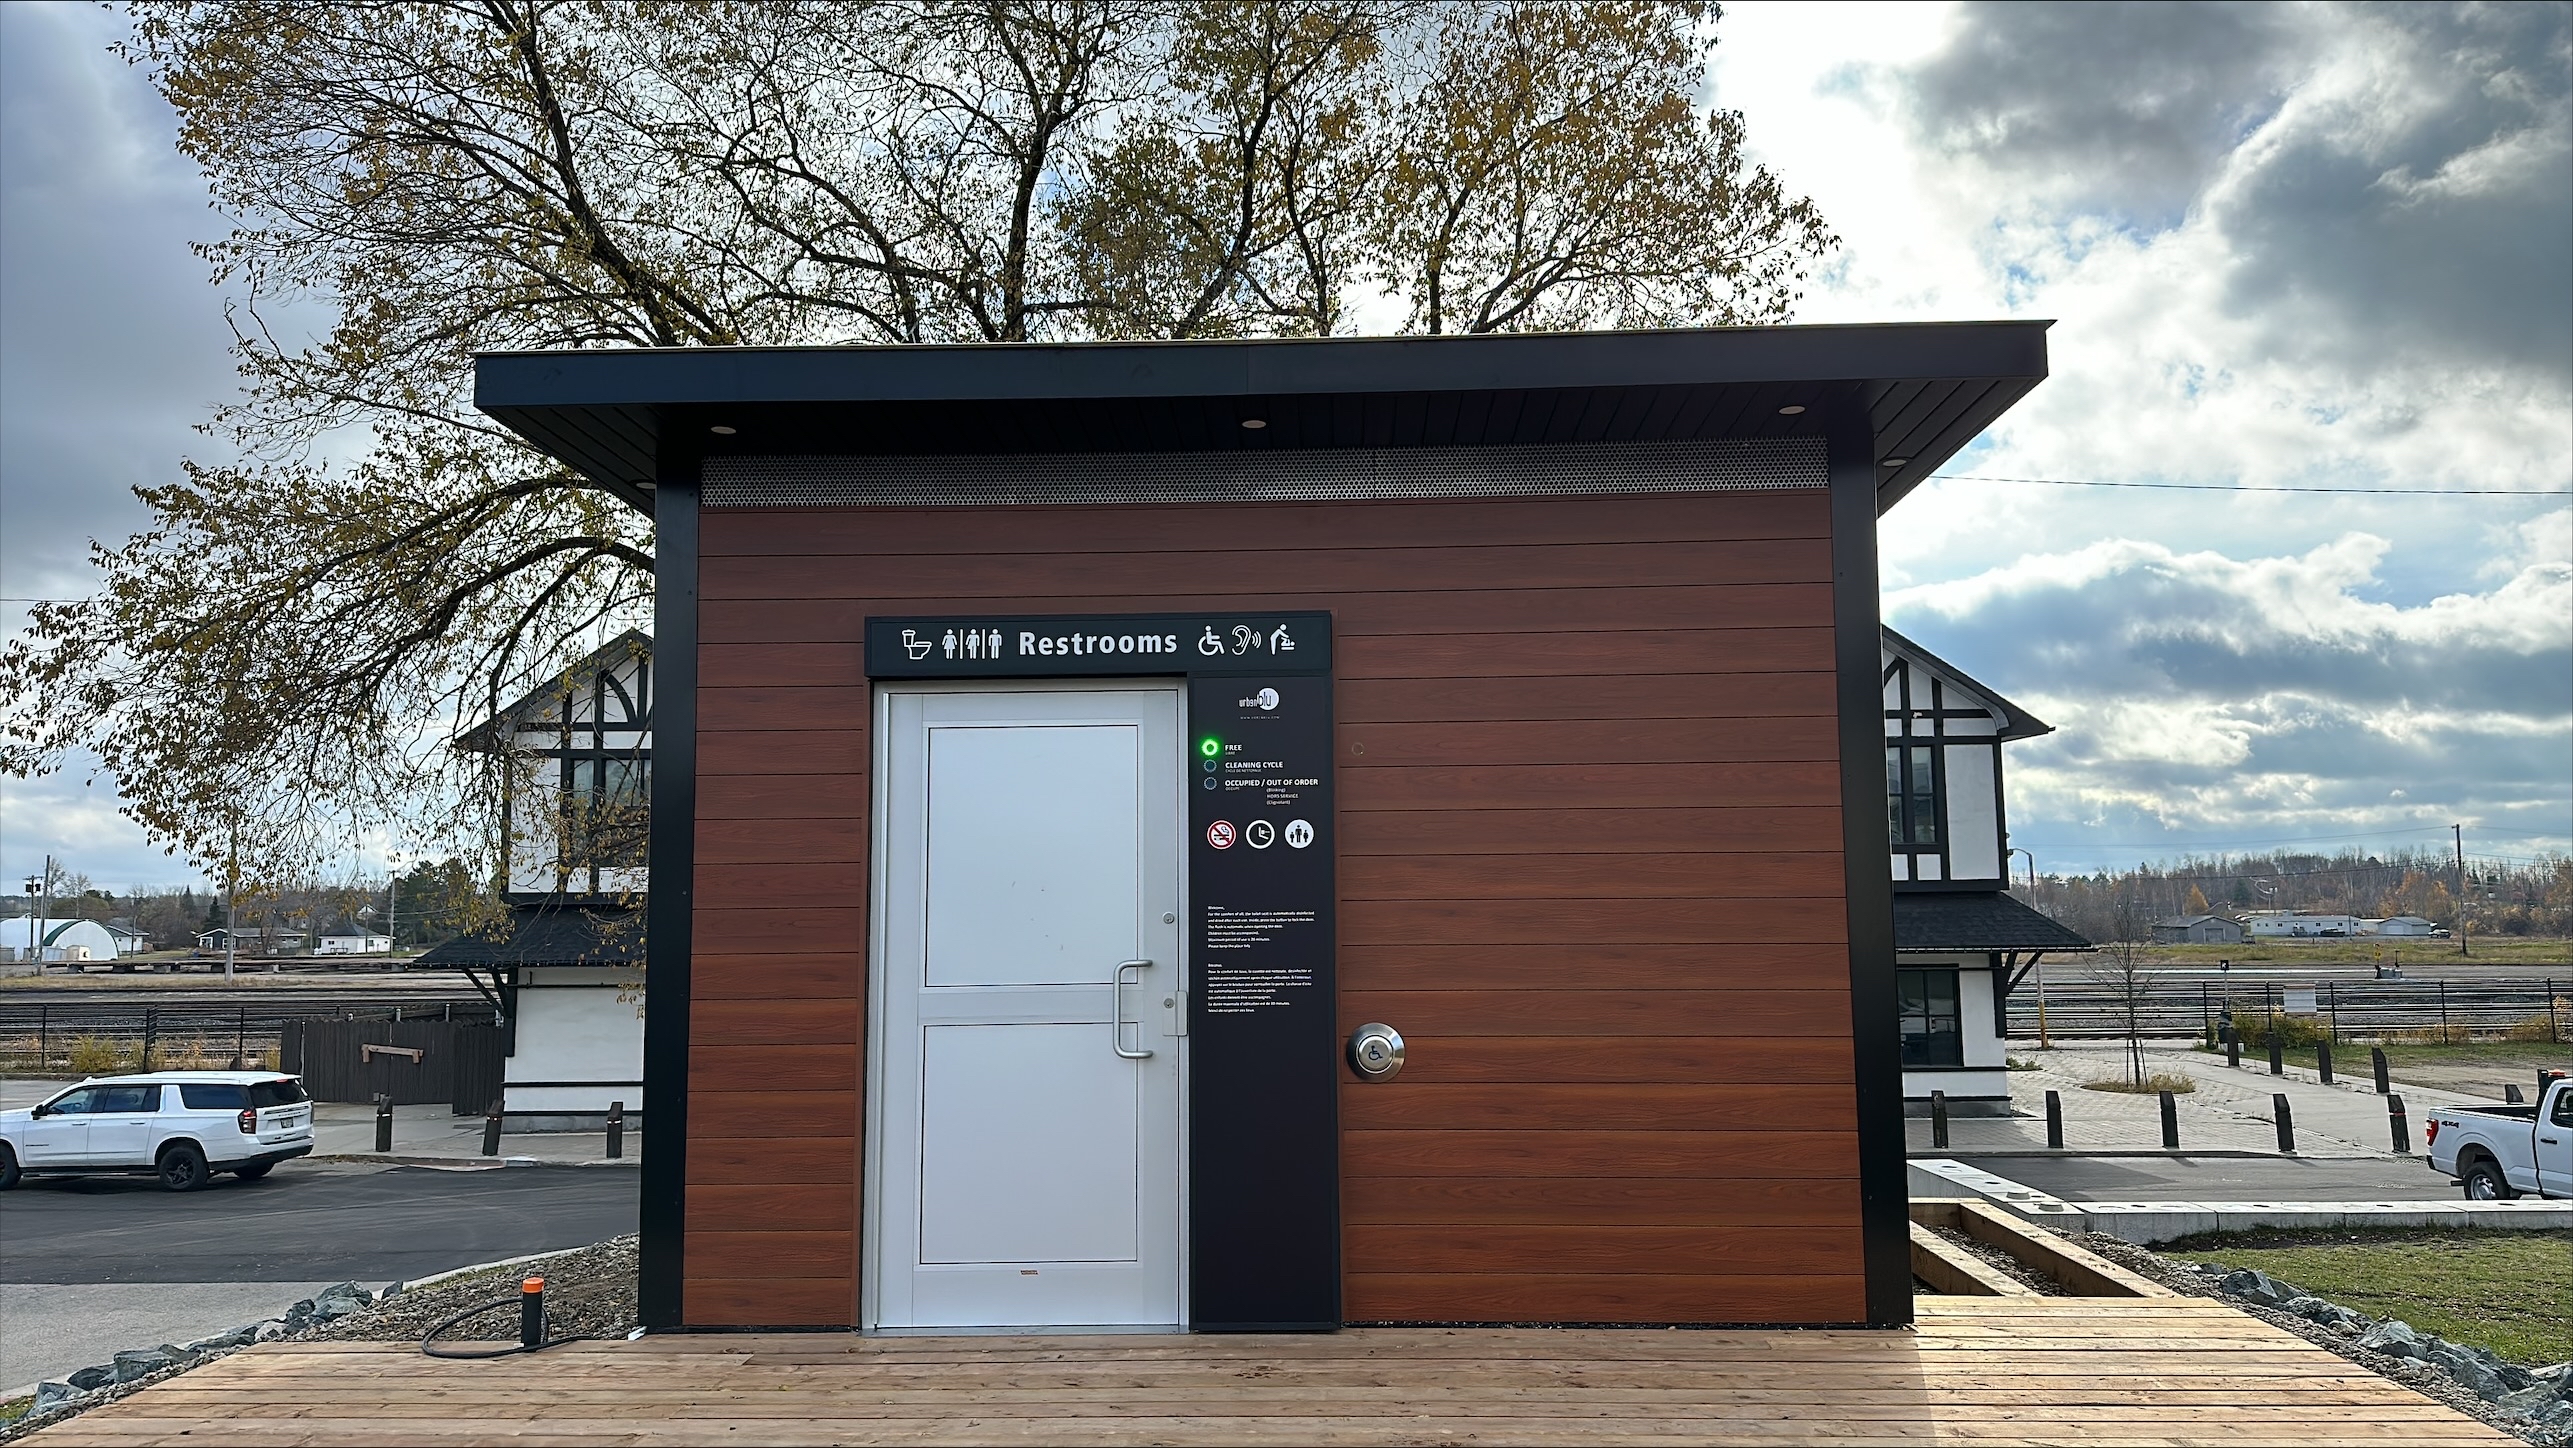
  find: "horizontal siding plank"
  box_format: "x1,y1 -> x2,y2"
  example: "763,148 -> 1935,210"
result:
1337,1083 -> 1855,1132
685,1183 -> 856,1234
701,539 -> 1834,602
684,1229 -> 855,1280
1339,899 -> 1850,947
682,1135 -> 855,1186
1343,853 -> 1845,901
695,862 -> 870,908
1340,762 -> 1841,811
1342,1175 -> 1860,1227
701,583 -> 1834,645
682,1274 -> 853,1327
691,997 -> 860,1047
697,814 -> 870,865
700,730 -> 868,776
1335,943 -> 1857,992
1339,718 -> 1834,767
699,493 -> 1830,559
700,686 -> 872,734
690,953 -> 865,1000
1358,1035 -> 1857,1084
1340,628 -> 1832,680
1337,990 -> 1851,1037
691,1045 -> 856,1093
1340,808 -> 1844,856
1340,673 -> 1836,723
697,773 -> 868,821
1346,1224 -> 1859,1277
1343,1128 -> 1855,1180
687,1089 -> 860,1139
692,906 -> 868,954
1344,1272 -> 1865,1324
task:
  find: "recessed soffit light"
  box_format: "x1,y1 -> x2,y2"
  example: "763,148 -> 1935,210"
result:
1883,457 -> 1909,467
1239,418 -> 1267,430
709,424 -> 737,435
1777,405 -> 1805,416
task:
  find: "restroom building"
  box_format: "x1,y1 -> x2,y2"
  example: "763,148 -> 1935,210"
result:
475,321 -> 2050,1334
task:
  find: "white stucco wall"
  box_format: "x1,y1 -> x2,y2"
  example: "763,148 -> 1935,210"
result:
504,966 -> 645,1116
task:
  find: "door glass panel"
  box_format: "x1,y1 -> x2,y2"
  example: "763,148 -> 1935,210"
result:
924,723 -> 1140,988
917,1021 -> 1141,1265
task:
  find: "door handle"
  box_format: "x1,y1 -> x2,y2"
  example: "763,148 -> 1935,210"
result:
1113,960 -> 1154,1059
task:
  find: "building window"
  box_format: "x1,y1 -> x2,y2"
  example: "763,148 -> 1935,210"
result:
1897,968 -> 1962,1068
566,754 -> 650,869
1886,744 -> 1938,849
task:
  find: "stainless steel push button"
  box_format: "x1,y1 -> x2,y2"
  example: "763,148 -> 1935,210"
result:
1347,1023 -> 1405,1081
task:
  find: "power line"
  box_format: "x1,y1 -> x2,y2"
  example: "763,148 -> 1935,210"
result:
1927,474 -> 2570,498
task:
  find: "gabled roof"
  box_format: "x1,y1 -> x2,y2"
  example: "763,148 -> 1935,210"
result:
1894,893 -> 2093,953
457,630 -> 652,753
1881,626 -> 2052,742
2153,914 -> 2235,928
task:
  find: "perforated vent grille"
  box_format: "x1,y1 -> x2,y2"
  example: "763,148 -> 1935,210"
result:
701,438 -> 1823,509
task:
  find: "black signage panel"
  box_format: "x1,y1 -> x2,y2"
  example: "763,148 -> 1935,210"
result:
1187,669 -> 1339,1331
866,613 -> 1330,678
863,610 -> 1339,1332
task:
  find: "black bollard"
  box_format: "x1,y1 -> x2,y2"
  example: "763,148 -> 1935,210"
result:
1931,1090 -> 1949,1150
374,1094 -> 393,1153
2372,1047 -> 2390,1095
606,1100 -> 625,1160
520,1276 -> 546,1348
2268,1035 -> 2284,1076
2273,1094 -> 2296,1154
482,1101 -> 503,1157
2159,1089 -> 2180,1149
2226,1033 -> 2241,1070
2317,1039 -> 2334,1085
2387,1093 -> 2410,1154
2505,1082 -> 2524,1104
2045,1089 -> 2064,1149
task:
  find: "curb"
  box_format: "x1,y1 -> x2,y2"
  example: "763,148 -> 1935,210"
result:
1909,1148 -> 2383,1160
309,1154 -> 640,1169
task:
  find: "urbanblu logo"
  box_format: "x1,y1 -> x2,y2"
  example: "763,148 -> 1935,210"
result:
1237,688 -> 1280,711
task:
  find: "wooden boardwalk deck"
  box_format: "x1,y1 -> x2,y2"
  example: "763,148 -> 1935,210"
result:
29,1298 -> 2510,1447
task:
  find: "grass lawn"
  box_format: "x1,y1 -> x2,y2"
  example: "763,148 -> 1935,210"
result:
2191,1039 -> 2572,1074
2168,1228 -> 2573,1366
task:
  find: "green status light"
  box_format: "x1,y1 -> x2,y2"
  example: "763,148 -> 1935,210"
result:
1199,736 -> 1222,758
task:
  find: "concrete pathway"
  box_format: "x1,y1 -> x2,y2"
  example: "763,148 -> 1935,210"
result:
1905,1037 -> 2503,1158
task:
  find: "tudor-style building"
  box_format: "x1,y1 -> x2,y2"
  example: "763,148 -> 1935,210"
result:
1882,627 -> 2091,1108
414,631 -> 650,1128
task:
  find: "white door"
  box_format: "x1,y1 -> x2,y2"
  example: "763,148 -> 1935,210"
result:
870,682 -> 1186,1329
20,1087 -> 94,1164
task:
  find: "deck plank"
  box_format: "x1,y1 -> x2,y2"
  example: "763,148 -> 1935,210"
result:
27,1300 -> 2512,1447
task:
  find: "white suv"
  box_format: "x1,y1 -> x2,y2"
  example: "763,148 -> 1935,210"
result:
0,1071 -> 316,1192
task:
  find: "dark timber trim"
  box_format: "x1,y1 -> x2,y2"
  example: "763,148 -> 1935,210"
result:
638,449 -> 700,1330
1827,389 -> 1913,1329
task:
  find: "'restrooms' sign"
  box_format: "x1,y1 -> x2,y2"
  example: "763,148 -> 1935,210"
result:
865,613 -> 1329,677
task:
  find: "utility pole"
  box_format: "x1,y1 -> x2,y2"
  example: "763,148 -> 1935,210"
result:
224,833 -> 238,986
387,863 -> 400,955
2453,824 -> 2469,958
37,855 -> 55,967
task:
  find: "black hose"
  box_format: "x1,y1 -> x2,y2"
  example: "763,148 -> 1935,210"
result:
419,1293 -> 589,1360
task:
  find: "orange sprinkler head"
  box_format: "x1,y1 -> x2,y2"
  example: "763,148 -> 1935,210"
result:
522,1276 -> 546,1294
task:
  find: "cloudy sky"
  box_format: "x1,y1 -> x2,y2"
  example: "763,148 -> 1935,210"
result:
2,0 -> 2568,892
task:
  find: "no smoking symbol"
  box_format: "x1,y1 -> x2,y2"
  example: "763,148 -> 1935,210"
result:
1206,820 -> 1236,849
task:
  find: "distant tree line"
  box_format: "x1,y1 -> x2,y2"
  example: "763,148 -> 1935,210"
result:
2016,849 -> 2573,943
3,857 -> 492,951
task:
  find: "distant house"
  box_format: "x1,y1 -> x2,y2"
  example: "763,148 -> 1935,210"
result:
417,632 -> 650,1129
1882,629 -> 2093,1109
195,924 -> 306,956
314,920 -> 393,955
4,917 -> 125,964
2371,916 -> 2442,937
2244,912 -> 2363,938
2151,914 -> 2247,945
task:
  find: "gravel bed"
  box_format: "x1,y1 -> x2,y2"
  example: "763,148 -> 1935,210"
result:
2058,1229 -> 2564,1446
313,1235 -> 638,1345
1925,1222 -> 2068,1295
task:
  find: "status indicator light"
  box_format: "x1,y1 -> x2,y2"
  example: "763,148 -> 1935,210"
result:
1199,737 -> 1222,758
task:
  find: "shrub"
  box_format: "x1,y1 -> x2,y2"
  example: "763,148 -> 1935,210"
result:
2389,1023 -> 2481,1046
64,1034 -> 129,1074
2503,1004 -> 2567,1043
2084,1072 -> 2197,1095
2230,1011 -> 2330,1049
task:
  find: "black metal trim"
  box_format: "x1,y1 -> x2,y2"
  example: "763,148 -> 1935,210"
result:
638,450 -> 700,1331
1826,389 -> 1913,1329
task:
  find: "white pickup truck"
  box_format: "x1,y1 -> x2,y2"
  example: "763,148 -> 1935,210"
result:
2425,1073 -> 2572,1200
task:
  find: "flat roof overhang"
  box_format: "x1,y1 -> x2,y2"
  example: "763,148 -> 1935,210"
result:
473,321 -> 2049,517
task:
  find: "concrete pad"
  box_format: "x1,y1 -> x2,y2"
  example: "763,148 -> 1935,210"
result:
0,1281 -> 379,1394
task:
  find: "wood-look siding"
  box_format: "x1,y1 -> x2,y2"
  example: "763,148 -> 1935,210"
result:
687,488 -> 1856,1326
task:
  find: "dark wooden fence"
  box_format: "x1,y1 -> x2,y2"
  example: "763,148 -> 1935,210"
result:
280,1017 -> 506,1108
